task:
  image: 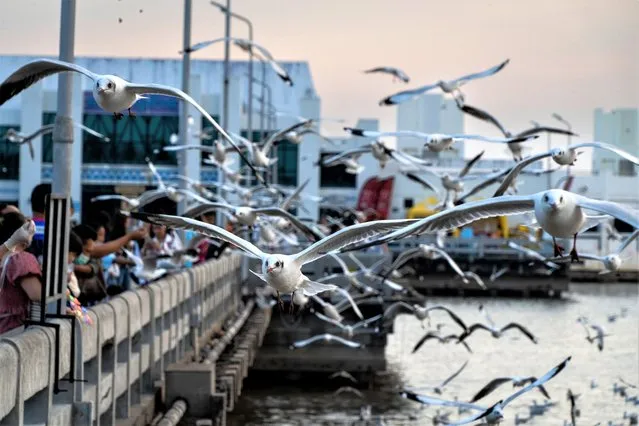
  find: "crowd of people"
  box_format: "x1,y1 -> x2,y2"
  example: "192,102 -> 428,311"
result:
0,184 -> 222,336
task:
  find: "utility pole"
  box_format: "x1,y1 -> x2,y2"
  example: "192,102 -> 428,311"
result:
178,0 -> 192,215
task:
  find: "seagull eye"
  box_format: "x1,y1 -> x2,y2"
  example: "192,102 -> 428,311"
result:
543,195 -> 549,202
107,82 -> 113,89
560,196 -> 564,202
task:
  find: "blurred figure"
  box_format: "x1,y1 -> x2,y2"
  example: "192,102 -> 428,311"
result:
26,183 -> 51,264
143,223 -> 183,258
0,213 -> 42,334
72,224 -> 108,306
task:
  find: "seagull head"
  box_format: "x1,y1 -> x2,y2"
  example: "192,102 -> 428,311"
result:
3,128 -> 20,142
95,77 -> 116,95
540,189 -> 567,212
603,254 -> 622,271
264,255 -> 284,275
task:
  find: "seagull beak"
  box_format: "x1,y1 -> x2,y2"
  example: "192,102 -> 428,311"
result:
266,266 -> 275,273
97,87 -> 106,93
549,202 -> 558,210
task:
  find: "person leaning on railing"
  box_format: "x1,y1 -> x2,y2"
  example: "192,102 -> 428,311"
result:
0,213 -> 42,335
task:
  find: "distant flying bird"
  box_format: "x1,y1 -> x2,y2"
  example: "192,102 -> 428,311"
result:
408,360 -> 469,395
469,376 -> 552,403
343,126 -> 537,153
313,312 -> 382,338
289,333 -> 363,350
507,241 -> 561,271
3,122 -> 110,160
329,370 -> 358,384
459,305 -> 538,344
333,386 -> 364,398
493,142 -> 639,197
378,59 -> 509,105
383,302 -> 469,332
412,331 -> 473,354
364,66 -> 410,83
581,322 -> 609,351
0,58 -> 267,186
164,141 -> 237,167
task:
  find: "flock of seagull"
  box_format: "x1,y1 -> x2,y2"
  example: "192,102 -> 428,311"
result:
1,54 -> 638,425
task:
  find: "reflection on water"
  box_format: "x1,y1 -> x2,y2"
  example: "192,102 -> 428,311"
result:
228,284 -> 639,425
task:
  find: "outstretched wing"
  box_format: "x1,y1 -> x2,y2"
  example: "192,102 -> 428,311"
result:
412,331 -> 442,353
378,83 -> 439,106
515,126 -> 578,138
402,172 -> 439,193
439,360 -> 469,388
458,150 -> 485,178
469,377 -> 513,402
424,305 -> 468,332
457,102 -> 510,137
0,59 -> 98,106
571,141 -> 639,166
127,212 -> 266,259
182,202 -> 234,218
254,207 -> 324,242
502,356 -> 572,407
493,151 -> 555,196
262,119 -> 313,154
126,82 -> 267,187
500,323 -> 538,344
449,59 -> 510,86
574,194 -> 639,229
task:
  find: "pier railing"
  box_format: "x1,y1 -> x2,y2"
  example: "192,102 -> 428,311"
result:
0,253 -> 243,426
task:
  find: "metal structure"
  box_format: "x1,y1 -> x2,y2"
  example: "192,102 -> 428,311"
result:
178,0 -> 193,215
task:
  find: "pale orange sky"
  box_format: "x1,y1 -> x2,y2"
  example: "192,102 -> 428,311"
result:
0,0 -> 637,161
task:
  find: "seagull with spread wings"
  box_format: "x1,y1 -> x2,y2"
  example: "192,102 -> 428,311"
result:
379,59 -> 509,105
408,361 -> 470,396
0,58 -> 267,186
163,141 -> 237,168
412,330 -> 473,354
469,376 -> 552,403
364,66 -> 410,83
289,333 -> 363,350
458,305 -> 538,344
128,211 -> 416,305
383,302 -> 469,331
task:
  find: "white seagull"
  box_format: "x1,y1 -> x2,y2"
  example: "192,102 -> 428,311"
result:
313,312 -> 383,338
128,211 -> 416,304
493,142 -> 639,197
122,248 -> 168,283
379,59 -> 509,105
163,141 -> 236,167
339,189 -> 639,264
364,66 -> 410,83
0,58 -> 267,186
507,241 -> 561,271
289,333 -> 363,350
400,356 -> 571,425
3,122 -> 110,160
408,360 -> 469,395
343,127 -> 537,154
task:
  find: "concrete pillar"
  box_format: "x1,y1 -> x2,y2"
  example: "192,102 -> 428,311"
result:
164,363 -> 216,418
71,74 -> 83,217
298,95 -> 322,221
18,81 -> 44,216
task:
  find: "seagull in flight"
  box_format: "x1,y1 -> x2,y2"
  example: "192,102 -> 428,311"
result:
580,322 -> 609,351
163,141 -> 237,168
412,331 -> 473,354
469,376 -> 552,403
313,312 -> 382,338
3,122 -> 109,160
128,211 -> 416,305
458,305 -> 538,344
329,370 -> 358,384
383,302 -> 469,332
0,58 -> 267,186
378,59 -> 509,105
364,66 -> 410,83
400,356 -> 571,425
289,333 -> 363,350
338,189 -> 639,264
408,360 -> 469,395
507,241 -> 561,271
343,126 -> 537,154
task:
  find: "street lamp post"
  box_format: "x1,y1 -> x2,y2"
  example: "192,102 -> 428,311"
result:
178,0 -> 192,215
552,113 -> 572,178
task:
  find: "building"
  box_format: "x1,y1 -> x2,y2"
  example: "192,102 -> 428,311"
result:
0,55 -> 323,219
592,108 -> 638,176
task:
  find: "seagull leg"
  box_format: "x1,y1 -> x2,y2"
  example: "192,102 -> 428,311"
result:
570,234 -> 580,263
552,237 -> 564,257
113,112 -> 124,120
128,108 -> 136,119
289,291 -> 295,315
277,291 -> 284,312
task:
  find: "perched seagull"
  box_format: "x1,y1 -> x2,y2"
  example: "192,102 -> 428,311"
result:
455,101 -> 578,161
378,59 -> 509,105
408,361 -> 469,395
363,66 -> 410,83
494,142 -> 639,197
333,386 -> 364,399
403,151 -> 485,197
548,229 -> 639,274
343,127 -> 537,154
289,333 -> 362,350
383,302 -> 469,332
329,370 -> 358,384
339,189 -> 639,264
382,243 -> 486,289
507,241 -> 561,271
128,211 -> 416,305
400,356 -> 571,425
0,58 -> 267,186
313,312 -> 382,338
3,122 -> 110,160
469,376 -> 552,403
412,331 -> 473,354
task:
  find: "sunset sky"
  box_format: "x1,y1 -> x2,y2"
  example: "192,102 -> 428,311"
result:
0,0 -> 637,164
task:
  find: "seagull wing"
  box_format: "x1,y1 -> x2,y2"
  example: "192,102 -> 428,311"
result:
263,119 -> 313,154
458,150 -> 485,178
379,83 -> 439,106
508,241 -> 545,262
182,202 -> 234,218
383,247 -> 423,279
457,103 -> 510,137
449,59 -> 510,86
0,59 -> 98,106
22,124 -> 55,141
400,391 -> 485,411
321,147 -> 372,166
402,172 -> 439,193
574,194 -> 639,229
292,219 -> 419,266
163,144 -> 218,154
444,402 -> 499,426
313,311 -> 344,328
424,305 -> 468,332
334,287 -> 365,320
280,178 -> 311,211
145,159 -> 165,188
455,168 -> 512,204
331,335 -> 363,348
128,212 -> 266,259
430,247 -> 466,278
334,387 -> 364,398
452,134 -> 537,144
439,360 -> 469,388
614,229 -> 639,255
74,123 -> 110,142
126,82 -> 267,186
353,314 -> 383,329
570,141 -> 639,166
493,151 -> 555,196
382,301 -> 416,319
515,126 -> 578,138
412,332 -> 443,353
500,323 -> 538,343
469,377 -> 514,402
458,323 -> 493,342
325,252 -> 352,275
254,207 -> 324,242
341,195 -> 536,252
502,356 -> 572,408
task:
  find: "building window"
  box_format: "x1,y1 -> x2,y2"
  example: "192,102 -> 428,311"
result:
618,159 -> 636,177
0,125 -> 20,180
319,153 -> 356,188
276,141 -> 298,186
